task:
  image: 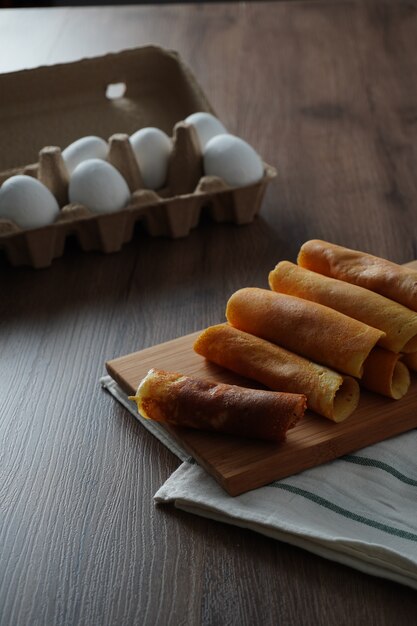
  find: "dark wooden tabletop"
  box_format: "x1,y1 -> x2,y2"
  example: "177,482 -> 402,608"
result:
1,2 -> 417,624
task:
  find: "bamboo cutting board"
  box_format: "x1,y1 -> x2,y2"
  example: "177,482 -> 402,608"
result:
106,263 -> 417,496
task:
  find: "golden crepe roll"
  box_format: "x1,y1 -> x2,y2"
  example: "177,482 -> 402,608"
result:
269,261 -> 417,354
361,348 -> 410,399
129,368 -> 306,442
226,288 -> 384,378
298,239 -> 417,312
194,324 -> 360,423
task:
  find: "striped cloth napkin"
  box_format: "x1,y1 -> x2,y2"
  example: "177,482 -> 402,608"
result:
101,375 -> 417,590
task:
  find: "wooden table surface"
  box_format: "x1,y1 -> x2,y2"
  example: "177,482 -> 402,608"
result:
1,2 -> 417,624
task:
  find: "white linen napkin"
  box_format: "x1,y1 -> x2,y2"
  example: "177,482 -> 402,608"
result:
101,374 -> 417,590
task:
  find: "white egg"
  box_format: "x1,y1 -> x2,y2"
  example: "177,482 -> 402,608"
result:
68,159 -> 130,213
0,175 -> 59,229
185,112 -> 228,150
203,134 -> 264,188
62,136 -> 108,176
130,127 -> 172,190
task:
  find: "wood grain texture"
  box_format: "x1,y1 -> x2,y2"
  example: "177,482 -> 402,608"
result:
2,2 -> 417,625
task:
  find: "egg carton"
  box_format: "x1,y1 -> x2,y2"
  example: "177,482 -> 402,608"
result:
0,127 -> 276,268
0,47 -> 276,268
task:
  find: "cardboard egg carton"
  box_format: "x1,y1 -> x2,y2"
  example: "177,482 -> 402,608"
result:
0,46 -> 276,268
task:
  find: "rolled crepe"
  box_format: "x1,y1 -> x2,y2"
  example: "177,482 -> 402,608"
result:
269,261 -> 417,354
129,368 -> 306,442
298,239 -> 417,312
226,288 -> 383,378
402,352 -> 417,373
361,347 -> 410,399
194,324 -> 360,422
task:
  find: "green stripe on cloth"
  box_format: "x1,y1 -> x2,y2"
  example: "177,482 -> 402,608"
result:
342,455 -> 417,486
268,483 -> 417,542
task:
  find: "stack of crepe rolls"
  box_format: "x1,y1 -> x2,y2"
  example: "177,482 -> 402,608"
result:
267,246 -> 417,399
195,240 -> 416,419
298,239 -> 417,376
194,324 -> 361,423
129,368 -> 306,442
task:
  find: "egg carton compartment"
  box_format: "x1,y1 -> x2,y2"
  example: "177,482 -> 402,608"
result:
0,46 -> 276,268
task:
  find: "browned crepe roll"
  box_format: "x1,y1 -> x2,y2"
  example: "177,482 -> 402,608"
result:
298,239 -> 417,312
129,368 -> 306,442
194,324 -> 360,422
402,352 -> 417,373
269,261 -> 417,354
226,288 -> 383,378
361,348 -> 410,399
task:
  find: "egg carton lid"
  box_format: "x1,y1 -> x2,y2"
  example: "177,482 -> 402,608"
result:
0,46 -> 215,173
